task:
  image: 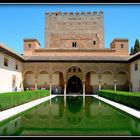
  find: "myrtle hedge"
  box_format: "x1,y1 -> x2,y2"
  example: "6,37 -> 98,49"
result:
0,90 -> 50,111
98,90 -> 140,110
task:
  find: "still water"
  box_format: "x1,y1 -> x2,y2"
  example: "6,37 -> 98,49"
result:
0,96 -> 140,136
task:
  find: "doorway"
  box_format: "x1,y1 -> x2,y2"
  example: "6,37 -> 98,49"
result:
66,75 -> 83,94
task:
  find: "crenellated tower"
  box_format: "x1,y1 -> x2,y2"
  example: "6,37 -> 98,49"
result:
44,11 -> 104,49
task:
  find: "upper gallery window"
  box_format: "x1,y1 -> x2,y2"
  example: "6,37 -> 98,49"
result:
135,63 -> 138,71
4,57 -> 8,67
15,63 -> 18,70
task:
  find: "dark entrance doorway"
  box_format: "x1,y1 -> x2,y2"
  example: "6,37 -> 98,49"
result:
67,75 -> 83,94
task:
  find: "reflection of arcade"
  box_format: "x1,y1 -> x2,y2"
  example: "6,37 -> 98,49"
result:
66,96 -> 83,125
67,96 -> 83,114
51,96 -> 64,120
17,96 -> 140,136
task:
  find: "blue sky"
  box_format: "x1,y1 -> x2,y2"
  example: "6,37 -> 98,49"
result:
0,4 -> 140,54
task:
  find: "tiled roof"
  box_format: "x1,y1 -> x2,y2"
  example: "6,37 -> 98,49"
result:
24,55 -> 129,62
128,51 -> 140,62
0,44 -> 24,61
0,43 -> 139,63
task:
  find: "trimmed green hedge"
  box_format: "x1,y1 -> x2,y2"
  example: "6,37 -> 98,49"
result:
98,90 -> 140,110
0,90 -> 50,111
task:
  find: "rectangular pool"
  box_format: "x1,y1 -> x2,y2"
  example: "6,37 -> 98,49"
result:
0,96 -> 140,136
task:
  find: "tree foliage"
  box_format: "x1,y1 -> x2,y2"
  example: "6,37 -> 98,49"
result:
130,39 -> 140,55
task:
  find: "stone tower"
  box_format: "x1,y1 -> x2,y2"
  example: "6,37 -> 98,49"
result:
44,11 -> 104,49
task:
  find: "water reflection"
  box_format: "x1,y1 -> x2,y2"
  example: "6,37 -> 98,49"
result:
66,96 -> 83,125
67,96 -> 83,114
0,96 -> 140,136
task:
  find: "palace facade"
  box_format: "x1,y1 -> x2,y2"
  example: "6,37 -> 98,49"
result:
0,11 -> 140,94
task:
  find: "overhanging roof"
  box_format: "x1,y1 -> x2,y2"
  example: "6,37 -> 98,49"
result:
24,55 -> 129,63
0,44 -> 24,62
0,43 -> 139,63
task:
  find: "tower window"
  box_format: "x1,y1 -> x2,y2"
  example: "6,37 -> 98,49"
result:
121,44 -> 124,48
72,42 -> 77,48
4,57 -> 8,67
28,44 -> 31,48
93,41 -> 96,45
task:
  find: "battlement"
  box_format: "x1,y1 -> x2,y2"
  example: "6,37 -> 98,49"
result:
45,11 -> 104,17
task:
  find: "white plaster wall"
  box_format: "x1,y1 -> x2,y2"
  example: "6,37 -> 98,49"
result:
38,74 -> 49,86
102,74 -> 114,85
90,74 -> 98,85
52,73 -> 59,85
130,59 -> 140,92
0,53 -> 22,93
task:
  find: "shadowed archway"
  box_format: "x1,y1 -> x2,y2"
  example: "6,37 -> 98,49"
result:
66,75 -> 83,94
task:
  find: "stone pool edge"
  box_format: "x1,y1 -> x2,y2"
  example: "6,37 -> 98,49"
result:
0,95 -> 57,123
92,95 -> 140,119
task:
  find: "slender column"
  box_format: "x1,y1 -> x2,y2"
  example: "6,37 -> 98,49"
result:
21,79 -> 24,91
83,79 -> 85,96
98,79 -> 101,90
35,78 -> 38,90
64,81 -> 66,97
83,79 -> 85,108
114,80 -> 117,91
64,80 -> 67,107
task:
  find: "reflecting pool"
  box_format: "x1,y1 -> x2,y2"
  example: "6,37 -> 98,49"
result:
0,96 -> 140,136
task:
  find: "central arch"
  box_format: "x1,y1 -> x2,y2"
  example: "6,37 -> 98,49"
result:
66,75 -> 83,94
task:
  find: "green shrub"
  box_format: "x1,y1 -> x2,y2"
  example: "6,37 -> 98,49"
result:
0,90 -> 50,111
98,90 -> 140,110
